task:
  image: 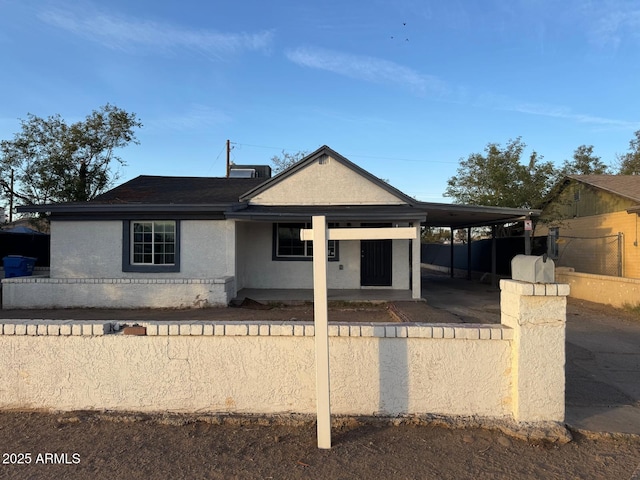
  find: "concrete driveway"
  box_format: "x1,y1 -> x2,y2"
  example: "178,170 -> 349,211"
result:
421,271 -> 640,437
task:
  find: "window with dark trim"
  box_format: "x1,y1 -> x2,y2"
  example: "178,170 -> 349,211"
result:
122,220 -> 181,272
273,222 -> 338,261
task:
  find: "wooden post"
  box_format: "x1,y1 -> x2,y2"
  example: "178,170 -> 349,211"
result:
312,216 -> 331,449
300,220 -> 418,449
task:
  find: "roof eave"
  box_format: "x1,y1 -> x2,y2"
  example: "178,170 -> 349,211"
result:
227,210 -> 426,223
627,205 -> 640,214
16,203 -> 241,215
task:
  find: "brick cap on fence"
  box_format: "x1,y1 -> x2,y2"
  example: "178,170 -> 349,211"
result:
0,320 -> 513,340
500,279 -> 570,297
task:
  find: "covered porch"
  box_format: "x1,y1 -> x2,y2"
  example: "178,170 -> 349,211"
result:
230,206 -> 426,301
234,287 -> 415,304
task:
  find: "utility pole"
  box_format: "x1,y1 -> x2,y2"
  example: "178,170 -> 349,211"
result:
9,169 -> 14,223
226,140 -> 231,178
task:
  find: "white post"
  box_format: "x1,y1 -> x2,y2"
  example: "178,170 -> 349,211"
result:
300,219 -> 419,449
312,215 -> 331,449
412,222 -> 421,299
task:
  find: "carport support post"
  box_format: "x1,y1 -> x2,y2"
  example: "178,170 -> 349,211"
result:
491,225 -> 497,288
467,228 -> 472,280
311,215 -> 331,449
449,228 -> 455,278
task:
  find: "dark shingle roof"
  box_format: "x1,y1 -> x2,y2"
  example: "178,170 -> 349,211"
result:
92,175 -> 266,204
569,175 -> 640,203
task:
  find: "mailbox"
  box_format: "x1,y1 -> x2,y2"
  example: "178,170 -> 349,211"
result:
511,254 -> 555,283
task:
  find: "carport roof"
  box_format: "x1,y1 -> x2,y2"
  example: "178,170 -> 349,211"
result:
227,203 -> 536,228
417,202 -> 538,229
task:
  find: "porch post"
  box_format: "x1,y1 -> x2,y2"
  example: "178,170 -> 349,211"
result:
311,215 -> 331,449
412,221 -> 421,299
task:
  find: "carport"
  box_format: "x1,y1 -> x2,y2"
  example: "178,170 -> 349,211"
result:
417,202 -> 541,286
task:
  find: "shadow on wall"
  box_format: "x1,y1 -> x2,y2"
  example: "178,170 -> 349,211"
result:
379,337 -> 408,415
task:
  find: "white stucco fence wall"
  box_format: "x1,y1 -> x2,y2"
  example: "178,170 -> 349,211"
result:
0,321 -> 513,417
0,279 -> 568,426
1,276 -> 235,309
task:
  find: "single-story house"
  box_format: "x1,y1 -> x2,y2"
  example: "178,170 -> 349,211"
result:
536,174 -> 640,278
4,146 -> 534,309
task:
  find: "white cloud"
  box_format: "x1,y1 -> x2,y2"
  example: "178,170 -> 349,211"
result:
38,6 -> 273,59
286,46 -> 449,97
510,102 -> 640,130
473,92 -> 640,130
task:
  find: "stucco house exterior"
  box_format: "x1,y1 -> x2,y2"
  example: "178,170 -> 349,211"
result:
2,145 -> 537,309
3,146 -> 427,308
536,175 -> 640,279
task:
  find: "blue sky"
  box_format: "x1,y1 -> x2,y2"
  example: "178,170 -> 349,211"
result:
1,0 -> 639,203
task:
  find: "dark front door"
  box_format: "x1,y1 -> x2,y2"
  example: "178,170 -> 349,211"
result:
360,239 -> 392,286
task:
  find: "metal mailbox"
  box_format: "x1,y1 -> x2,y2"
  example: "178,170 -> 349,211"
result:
511,254 -> 555,283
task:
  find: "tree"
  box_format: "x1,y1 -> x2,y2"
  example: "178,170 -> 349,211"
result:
616,130 -> 640,175
560,145 -> 610,175
270,149 -> 308,174
422,226 -> 450,243
444,137 -> 557,209
0,104 -> 142,206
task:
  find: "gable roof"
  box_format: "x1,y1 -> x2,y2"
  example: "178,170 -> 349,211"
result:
16,146 -> 537,228
239,145 -> 418,205
565,175 -> 640,203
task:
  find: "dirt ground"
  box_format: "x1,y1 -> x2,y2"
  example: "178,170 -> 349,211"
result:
0,300 -> 478,324
2,287 -> 639,478
0,411 -> 638,479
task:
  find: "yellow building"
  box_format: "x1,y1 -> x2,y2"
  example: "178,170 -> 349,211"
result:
537,175 -> 640,279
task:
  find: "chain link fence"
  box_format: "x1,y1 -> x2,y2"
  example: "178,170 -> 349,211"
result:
548,231 -> 623,277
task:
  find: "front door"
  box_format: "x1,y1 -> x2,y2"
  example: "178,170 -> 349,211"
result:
360,239 -> 392,286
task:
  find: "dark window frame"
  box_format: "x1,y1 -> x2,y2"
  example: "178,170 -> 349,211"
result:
122,220 -> 181,273
272,222 -> 339,262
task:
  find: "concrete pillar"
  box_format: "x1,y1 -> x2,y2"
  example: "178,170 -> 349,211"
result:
500,279 -> 569,423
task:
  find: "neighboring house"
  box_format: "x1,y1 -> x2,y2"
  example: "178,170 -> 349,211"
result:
4,145 -> 533,309
537,175 -> 640,278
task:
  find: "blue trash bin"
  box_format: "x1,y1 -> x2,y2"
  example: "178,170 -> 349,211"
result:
2,255 -> 37,278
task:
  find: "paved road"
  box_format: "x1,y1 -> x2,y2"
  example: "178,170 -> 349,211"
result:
422,272 -> 640,437
564,301 -> 640,436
